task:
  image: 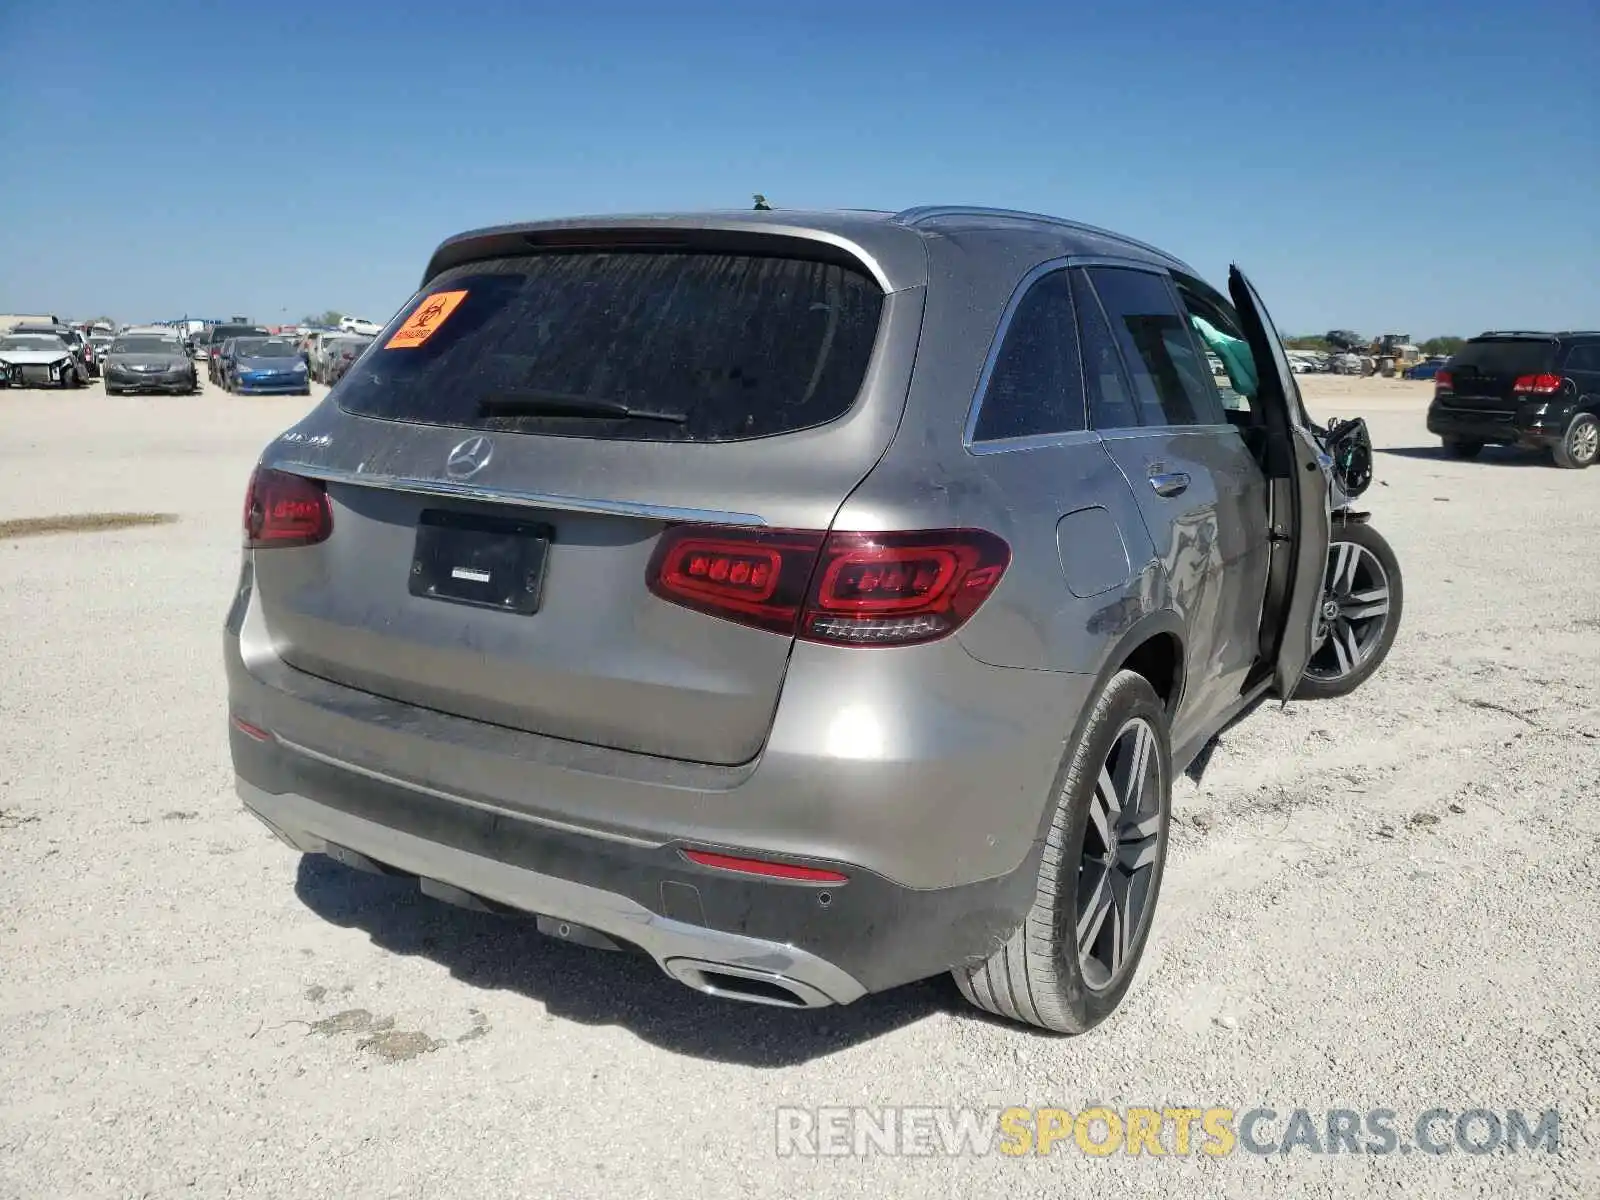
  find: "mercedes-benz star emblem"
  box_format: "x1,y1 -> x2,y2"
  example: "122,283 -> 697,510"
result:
445,435 -> 493,479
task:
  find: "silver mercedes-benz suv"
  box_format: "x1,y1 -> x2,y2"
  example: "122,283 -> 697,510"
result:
226,206 -> 1333,1033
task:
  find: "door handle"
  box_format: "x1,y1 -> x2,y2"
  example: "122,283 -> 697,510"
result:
1148,471 -> 1190,498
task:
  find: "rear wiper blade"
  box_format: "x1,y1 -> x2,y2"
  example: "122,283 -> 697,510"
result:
478,390 -> 687,423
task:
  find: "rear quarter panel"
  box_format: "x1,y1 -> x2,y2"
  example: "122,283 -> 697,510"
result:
845,227 -> 1169,677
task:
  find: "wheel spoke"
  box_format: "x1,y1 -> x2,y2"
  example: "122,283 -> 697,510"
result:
1118,812 -> 1162,871
1076,866 -> 1113,958
1337,620 -> 1362,669
1097,766 -> 1122,827
1085,785 -> 1113,851
1340,585 -> 1389,621
1129,723 -> 1153,809
1113,723 -> 1152,815
1118,832 -> 1161,872
1105,872 -> 1133,976
1330,622 -> 1354,674
1328,542 -> 1359,594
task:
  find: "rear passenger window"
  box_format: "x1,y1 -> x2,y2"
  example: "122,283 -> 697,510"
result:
1071,270 -> 1140,429
972,269 -> 1085,441
1563,344 -> 1600,372
1085,267 -> 1223,427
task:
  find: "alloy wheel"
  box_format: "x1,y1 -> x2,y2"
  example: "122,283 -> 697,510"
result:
1075,717 -> 1163,991
1569,419 -> 1599,464
1305,538 -> 1391,681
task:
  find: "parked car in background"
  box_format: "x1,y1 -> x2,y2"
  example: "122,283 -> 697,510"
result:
204,322 -> 273,368
103,334 -> 200,395
228,206 -> 1342,1034
1403,356 -> 1449,381
88,331 -> 116,364
227,336 -> 312,395
321,335 -> 372,385
211,337 -> 241,387
1427,330 -> 1600,469
12,324 -> 94,377
308,333 -> 362,383
0,332 -> 88,388
302,330 -> 347,379
337,316 -> 383,337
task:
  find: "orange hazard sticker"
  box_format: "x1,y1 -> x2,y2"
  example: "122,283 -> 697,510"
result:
385,290 -> 468,349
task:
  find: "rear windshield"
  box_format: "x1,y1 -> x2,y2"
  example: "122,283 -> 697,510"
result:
333,250 -> 886,442
1451,338 -> 1557,375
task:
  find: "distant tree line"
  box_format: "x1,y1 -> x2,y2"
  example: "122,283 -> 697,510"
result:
1284,332 -> 1466,357
301,311 -> 344,327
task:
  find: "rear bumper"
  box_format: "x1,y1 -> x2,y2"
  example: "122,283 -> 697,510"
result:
232,739 -> 1037,1004
226,564 -> 1087,999
236,773 -> 876,1006
1427,400 -> 1571,446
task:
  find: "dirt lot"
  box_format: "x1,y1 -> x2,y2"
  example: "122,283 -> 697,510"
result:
2,375 -> 1597,1198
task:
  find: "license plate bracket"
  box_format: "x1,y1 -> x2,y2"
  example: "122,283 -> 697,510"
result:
408,509 -> 552,615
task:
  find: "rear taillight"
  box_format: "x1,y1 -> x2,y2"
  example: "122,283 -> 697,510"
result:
646,526 -> 1011,647
1513,373 -> 1562,395
243,466 -> 332,549
1434,370 -> 1453,391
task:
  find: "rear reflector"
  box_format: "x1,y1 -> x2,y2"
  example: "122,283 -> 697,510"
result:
243,466 -> 332,549
230,715 -> 272,741
1512,373 -> 1562,395
646,526 -> 1011,647
681,849 -> 849,883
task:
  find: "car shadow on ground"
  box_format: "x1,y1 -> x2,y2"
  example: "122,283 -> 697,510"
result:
1377,445 -> 1551,467
293,853 -> 964,1066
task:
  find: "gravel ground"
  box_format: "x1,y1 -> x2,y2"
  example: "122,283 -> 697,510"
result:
1,374 -> 1597,1199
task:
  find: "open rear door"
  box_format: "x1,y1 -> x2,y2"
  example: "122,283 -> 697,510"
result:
1227,266 -> 1332,698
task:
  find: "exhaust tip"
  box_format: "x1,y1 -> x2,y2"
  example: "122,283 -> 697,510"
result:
662,958 -> 835,1009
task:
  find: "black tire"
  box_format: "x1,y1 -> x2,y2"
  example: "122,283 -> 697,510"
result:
1295,520 -> 1403,700
1443,439 -> 1483,459
1552,413 -> 1599,470
953,669 -> 1172,1034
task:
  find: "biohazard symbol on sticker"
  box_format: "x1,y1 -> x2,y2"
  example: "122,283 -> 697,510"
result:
385,290 -> 469,349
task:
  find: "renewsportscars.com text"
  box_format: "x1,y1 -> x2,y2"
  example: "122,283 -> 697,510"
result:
774,1106 -> 1561,1158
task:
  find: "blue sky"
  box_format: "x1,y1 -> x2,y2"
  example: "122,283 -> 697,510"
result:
2,0 -> 1594,338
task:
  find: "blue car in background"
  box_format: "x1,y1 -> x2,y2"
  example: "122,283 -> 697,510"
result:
226,336 -> 312,395
1404,356 -> 1451,380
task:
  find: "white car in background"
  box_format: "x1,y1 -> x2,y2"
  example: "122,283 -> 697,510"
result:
338,316 -> 382,336
0,332 -> 89,388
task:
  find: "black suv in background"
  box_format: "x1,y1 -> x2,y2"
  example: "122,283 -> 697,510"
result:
1427,331 -> 1600,469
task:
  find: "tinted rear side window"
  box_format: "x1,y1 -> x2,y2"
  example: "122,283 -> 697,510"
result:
1560,343 -> 1600,372
1072,270 -> 1141,430
1084,267 -> 1221,427
972,269 -> 1085,441
1451,339 -> 1557,375
334,251 -> 885,442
